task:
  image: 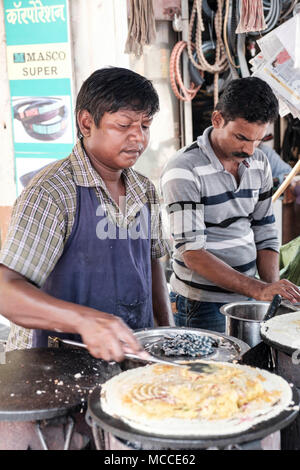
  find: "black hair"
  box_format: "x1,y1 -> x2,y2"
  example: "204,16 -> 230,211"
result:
215,77 -> 279,124
75,67 -> 159,138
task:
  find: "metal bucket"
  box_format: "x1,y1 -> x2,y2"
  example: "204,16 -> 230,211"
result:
220,301 -> 295,348
220,301 -> 270,348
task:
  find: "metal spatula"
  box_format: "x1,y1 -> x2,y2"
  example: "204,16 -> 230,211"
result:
57,338 -> 218,374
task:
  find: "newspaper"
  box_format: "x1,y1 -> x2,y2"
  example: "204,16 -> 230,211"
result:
251,13 -> 300,119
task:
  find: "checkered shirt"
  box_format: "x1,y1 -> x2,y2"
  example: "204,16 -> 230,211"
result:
0,140 -> 169,351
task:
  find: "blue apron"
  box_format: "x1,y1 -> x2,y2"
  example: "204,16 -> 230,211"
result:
32,185 -> 154,347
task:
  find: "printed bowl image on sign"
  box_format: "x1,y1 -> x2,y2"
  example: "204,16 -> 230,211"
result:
12,95 -> 71,142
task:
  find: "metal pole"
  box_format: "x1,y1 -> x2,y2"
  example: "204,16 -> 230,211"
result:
35,422 -> 48,450
181,0 -> 193,146
63,416 -> 75,450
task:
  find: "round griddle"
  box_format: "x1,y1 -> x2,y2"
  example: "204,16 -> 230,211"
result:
260,332 -> 298,357
0,348 -> 120,422
260,312 -> 300,357
133,327 -> 249,363
87,385 -> 299,450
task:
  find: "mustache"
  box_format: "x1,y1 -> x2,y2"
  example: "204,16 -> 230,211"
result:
232,152 -> 251,158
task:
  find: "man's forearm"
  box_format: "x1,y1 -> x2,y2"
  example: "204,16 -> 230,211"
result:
151,258 -> 174,326
183,249 -> 265,298
256,249 -> 280,283
0,265 -> 145,361
182,249 -> 300,303
0,266 -> 85,332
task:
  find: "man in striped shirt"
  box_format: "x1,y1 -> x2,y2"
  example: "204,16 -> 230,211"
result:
161,77 -> 300,332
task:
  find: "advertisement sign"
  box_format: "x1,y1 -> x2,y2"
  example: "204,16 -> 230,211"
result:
4,0 -> 75,194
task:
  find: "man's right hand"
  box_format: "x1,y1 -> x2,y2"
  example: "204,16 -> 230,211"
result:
77,312 -> 144,362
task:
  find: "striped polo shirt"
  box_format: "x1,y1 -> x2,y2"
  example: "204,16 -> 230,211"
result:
161,126 -> 279,303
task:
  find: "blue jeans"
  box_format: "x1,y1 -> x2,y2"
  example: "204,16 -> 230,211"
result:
171,292 -> 226,333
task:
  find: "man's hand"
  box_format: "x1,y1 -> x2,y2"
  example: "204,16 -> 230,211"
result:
252,279 -> 300,303
77,313 -> 144,362
254,250 -> 300,303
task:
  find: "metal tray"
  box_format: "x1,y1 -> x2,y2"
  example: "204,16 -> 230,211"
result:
133,327 -> 249,363
87,385 -> 299,449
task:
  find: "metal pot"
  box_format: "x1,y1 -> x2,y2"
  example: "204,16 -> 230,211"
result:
220,301 -> 293,348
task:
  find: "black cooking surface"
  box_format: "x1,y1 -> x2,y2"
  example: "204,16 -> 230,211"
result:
87,386 -> 299,449
260,309 -> 300,357
0,348 -> 120,421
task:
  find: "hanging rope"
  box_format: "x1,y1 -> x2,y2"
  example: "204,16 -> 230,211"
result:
235,0 -> 267,33
187,0 -> 228,106
169,41 -> 202,102
125,0 -> 156,56
247,0 -> 282,36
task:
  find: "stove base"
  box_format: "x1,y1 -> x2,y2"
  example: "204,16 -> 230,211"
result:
275,350 -> 300,450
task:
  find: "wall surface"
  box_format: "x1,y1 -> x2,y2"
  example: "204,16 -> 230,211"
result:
69,0 -> 130,94
129,21 -> 180,187
69,0 -> 180,189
